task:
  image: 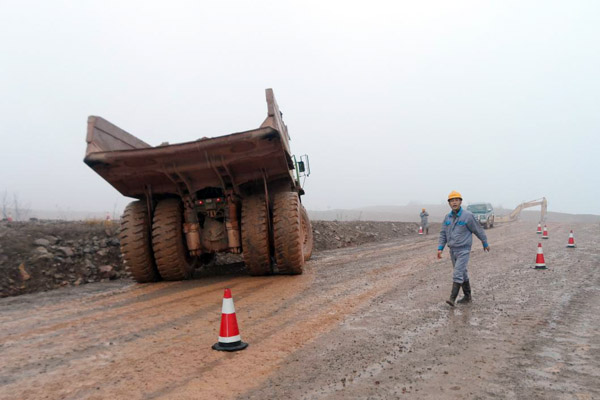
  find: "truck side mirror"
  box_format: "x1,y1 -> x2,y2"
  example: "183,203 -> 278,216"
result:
298,161 -> 305,173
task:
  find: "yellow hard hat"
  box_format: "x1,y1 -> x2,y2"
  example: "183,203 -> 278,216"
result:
422,208 -> 426,212
448,190 -> 463,201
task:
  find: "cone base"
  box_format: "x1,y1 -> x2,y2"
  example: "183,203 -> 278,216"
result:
566,245 -> 576,248
534,265 -> 547,270
541,237 -> 548,239
212,340 -> 248,352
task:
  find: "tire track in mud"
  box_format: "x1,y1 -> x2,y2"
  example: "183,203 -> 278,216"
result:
82,241 -> 431,399
0,278 -> 271,349
143,236 -> 445,399
242,222 -> 600,399
0,281 -> 170,316
1,234 -> 434,399
0,279 -> 279,384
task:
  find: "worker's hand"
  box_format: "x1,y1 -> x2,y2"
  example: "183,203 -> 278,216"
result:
437,250 -> 443,259
484,245 -> 491,252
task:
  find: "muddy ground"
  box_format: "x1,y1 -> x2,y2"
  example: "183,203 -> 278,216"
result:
1,221 -> 598,399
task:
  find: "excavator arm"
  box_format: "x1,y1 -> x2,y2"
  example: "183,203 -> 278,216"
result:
496,197 -> 547,223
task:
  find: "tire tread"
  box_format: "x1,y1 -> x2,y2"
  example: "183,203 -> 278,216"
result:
120,201 -> 160,283
241,195 -> 272,275
272,192 -> 304,274
152,199 -> 193,281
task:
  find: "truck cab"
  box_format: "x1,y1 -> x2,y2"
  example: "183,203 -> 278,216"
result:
467,203 -> 495,229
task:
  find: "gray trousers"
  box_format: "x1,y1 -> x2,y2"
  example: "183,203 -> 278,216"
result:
449,247 -> 470,284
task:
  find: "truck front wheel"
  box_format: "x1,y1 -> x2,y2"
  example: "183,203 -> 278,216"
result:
152,199 -> 194,280
241,195 -> 273,275
120,201 -> 160,283
273,192 -> 304,274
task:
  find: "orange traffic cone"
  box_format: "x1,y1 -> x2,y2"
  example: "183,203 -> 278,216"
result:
536,223 -> 542,234
212,288 -> 248,352
535,243 -> 547,269
566,230 -> 576,248
418,226 -> 423,235
541,225 -> 549,239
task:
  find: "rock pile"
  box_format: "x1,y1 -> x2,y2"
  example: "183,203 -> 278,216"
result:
0,220 -> 124,297
312,220 -> 422,251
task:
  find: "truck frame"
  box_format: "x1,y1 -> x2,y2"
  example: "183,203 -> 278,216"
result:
84,89 -> 312,282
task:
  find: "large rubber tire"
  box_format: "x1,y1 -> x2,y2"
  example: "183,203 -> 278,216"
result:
241,195 -> 272,276
300,204 -> 313,261
152,199 -> 194,281
120,201 -> 160,283
272,192 -> 304,275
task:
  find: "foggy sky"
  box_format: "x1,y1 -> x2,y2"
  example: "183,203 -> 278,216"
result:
1,0 -> 599,217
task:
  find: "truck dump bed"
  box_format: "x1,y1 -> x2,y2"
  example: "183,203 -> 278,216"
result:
84,89 -> 295,198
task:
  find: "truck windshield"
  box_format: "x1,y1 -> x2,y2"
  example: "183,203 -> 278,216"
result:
467,204 -> 487,213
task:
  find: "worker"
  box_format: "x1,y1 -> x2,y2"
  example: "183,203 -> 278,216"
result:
419,208 -> 429,235
437,191 -> 490,306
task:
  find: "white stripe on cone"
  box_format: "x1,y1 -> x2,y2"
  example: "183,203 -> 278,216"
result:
218,334 -> 242,343
542,226 -> 548,238
536,245 -> 546,267
221,298 -> 235,314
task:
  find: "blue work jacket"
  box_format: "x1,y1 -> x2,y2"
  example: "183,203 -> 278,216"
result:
438,207 -> 489,251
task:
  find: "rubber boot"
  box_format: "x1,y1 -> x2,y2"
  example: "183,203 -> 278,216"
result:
446,282 -> 461,307
457,280 -> 471,304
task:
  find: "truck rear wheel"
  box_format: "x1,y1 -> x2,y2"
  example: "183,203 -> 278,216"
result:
300,204 -> 313,261
273,192 -> 304,274
120,201 -> 160,283
241,195 -> 272,276
152,199 -> 194,281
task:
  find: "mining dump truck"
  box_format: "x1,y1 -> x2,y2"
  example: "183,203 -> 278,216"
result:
84,89 -> 313,282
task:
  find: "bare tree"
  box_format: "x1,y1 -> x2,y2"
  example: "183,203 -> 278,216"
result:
1,190 -> 9,219
12,193 -> 31,221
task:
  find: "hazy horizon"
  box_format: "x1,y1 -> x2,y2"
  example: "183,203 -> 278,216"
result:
2,1 -> 599,217
6,201 -> 598,224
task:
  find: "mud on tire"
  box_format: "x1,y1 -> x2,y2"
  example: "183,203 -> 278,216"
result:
152,199 -> 194,281
273,192 -> 304,274
120,201 -> 160,283
241,195 -> 273,275
300,204 -> 313,261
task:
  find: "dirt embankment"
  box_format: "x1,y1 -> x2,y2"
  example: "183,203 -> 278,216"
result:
0,220 -> 426,298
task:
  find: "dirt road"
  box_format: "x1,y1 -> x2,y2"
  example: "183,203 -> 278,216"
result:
1,222 -> 598,399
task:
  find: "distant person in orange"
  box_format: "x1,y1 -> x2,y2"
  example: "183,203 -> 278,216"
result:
419,208 -> 429,235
